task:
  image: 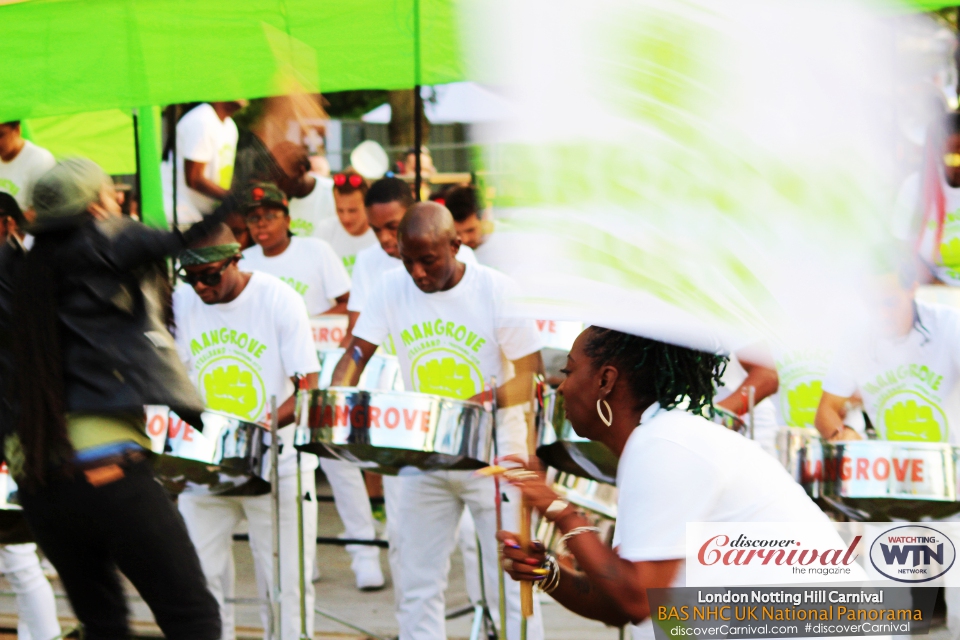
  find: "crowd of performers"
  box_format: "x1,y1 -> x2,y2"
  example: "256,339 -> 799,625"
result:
1,102 -> 960,640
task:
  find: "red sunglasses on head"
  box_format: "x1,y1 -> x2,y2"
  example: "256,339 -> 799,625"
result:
334,173 -> 364,188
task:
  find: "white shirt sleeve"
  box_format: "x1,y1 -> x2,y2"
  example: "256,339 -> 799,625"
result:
171,286 -> 195,371
352,277 -> 391,347
178,108 -> 216,163
457,245 -> 478,265
317,239 -> 351,300
277,289 -> 322,377
347,253 -> 371,313
616,437 -> 722,561
493,273 -> 543,361
821,349 -> 859,399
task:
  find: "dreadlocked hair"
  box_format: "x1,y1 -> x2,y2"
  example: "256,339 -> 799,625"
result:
583,327 -> 729,417
11,231 -> 76,488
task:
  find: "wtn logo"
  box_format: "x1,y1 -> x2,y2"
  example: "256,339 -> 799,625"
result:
880,542 -> 944,566
870,526 -> 956,583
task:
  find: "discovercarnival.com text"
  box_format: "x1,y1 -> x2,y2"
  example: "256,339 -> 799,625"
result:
667,622 -> 911,638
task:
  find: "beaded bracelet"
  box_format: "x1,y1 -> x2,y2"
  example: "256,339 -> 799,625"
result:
537,554 -> 561,594
559,526 -> 601,550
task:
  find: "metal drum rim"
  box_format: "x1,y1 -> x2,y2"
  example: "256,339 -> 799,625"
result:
173,408 -> 270,431
821,441 -> 957,453
318,386 -> 487,412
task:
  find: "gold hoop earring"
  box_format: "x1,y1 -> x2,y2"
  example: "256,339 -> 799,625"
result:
596,399 -> 613,427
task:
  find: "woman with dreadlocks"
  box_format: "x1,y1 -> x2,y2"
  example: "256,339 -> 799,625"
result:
497,326 -> 830,638
1,158 -> 222,639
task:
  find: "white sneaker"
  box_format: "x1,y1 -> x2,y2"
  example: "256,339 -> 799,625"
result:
354,560 -> 385,591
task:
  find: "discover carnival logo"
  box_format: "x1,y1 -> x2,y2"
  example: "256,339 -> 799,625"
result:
697,534 -> 861,575
869,525 -> 956,583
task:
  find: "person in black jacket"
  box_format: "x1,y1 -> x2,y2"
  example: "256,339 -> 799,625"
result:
1,158 -> 221,640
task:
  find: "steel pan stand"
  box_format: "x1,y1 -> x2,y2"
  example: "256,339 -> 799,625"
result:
490,376 -> 508,640
269,396 -> 282,640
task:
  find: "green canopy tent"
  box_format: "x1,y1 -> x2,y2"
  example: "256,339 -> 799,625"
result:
0,0 -> 464,226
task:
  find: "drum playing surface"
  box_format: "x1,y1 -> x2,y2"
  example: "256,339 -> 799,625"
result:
295,388 -> 492,474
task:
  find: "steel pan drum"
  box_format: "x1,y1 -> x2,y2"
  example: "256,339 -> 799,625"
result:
537,471 -> 617,561
0,465 -> 31,544
536,389 -> 618,485
151,408 -> 269,496
797,440 -> 960,521
318,349 -> 403,392
294,388 -> 491,474
776,426 -> 822,497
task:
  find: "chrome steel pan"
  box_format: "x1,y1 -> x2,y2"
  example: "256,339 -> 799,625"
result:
776,426 -> 822,497
153,409 -> 269,496
536,389 -> 618,485
798,440 -> 960,521
537,471 -> 617,560
318,349 -> 403,392
294,388 -> 491,474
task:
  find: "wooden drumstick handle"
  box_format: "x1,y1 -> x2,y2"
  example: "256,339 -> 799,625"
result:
519,496 -> 534,617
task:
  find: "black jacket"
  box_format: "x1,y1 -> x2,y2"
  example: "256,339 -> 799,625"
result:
0,217 -> 205,431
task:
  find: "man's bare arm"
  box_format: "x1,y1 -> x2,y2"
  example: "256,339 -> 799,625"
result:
331,337 -> 378,387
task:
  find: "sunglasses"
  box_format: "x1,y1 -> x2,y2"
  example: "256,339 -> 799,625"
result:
334,173 -> 364,189
179,260 -> 232,287
245,210 -> 285,225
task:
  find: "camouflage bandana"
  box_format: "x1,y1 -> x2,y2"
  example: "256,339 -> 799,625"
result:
178,243 -> 241,267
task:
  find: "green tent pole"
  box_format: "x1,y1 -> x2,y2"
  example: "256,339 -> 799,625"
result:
136,106 -> 167,229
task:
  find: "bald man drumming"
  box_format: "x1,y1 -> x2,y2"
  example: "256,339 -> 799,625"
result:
332,203 -> 545,640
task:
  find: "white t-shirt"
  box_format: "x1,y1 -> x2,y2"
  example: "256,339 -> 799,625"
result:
916,170 -> 960,285
822,300 -> 960,443
715,355 -> 779,456
289,174 -> 336,238
0,141 -> 55,210
164,103 -> 239,224
172,271 -> 321,477
614,403 -> 830,640
315,217 -> 377,275
240,237 -> 351,317
348,243 -> 477,313
353,263 -> 541,455
773,347 -> 832,428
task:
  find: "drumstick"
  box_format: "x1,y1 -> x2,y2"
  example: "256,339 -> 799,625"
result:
518,375 -> 540,619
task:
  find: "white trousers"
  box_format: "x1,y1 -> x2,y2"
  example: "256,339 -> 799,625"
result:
0,544 -> 60,640
395,470 -> 544,640
179,472 -> 318,640
318,458 -> 380,569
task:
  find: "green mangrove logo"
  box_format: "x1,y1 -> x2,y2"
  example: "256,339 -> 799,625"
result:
783,379 -> 822,428
290,219 -> 314,237
940,211 -> 960,267
411,349 -> 483,399
878,391 -> 947,442
199,357 -> 266,420
343,254 -> 357,275
279,276 -> 308,296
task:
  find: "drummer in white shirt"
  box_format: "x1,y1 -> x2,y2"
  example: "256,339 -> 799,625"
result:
172,225 -> 321,640
346,177 -> 477,342
238,182 -> 385,590
815,262 -> 960,444
332,202 -> 545,640
316,171 -> 377,275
